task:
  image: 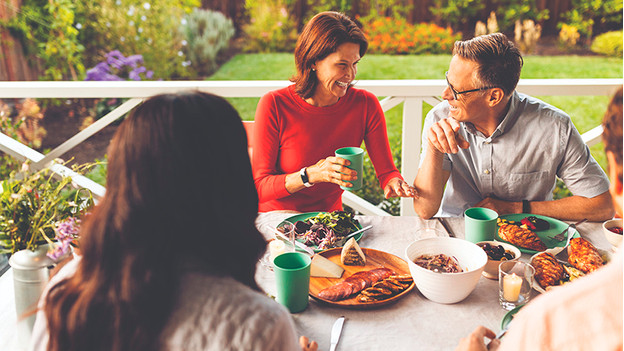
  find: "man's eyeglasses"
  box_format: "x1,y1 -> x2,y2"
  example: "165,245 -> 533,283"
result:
445,72 -> 496,100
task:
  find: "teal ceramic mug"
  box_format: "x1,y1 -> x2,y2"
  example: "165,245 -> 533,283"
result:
464,207 -> 499,243
335,147 -> 364,191
273,252 -> 311,313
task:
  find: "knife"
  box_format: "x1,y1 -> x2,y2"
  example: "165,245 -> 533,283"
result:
330,316 -> 345,351
339,225 -> 372,246
273,229 -> 315,256
436,218 -> 455,238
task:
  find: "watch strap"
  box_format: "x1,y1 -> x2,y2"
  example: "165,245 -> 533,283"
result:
300,167 -> 313,187
522,200 -> 530,214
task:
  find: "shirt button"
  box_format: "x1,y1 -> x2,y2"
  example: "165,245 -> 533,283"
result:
484,169 -> 490,174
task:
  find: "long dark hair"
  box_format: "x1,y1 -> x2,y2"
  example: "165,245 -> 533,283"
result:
291,11 -> 368,99
43,91 -> 266,351
603,86 -> 623,183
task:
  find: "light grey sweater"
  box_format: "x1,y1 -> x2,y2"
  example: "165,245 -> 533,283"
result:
29,258 -> 299,351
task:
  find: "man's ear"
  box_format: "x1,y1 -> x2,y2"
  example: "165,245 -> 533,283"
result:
487,88 -> 505,107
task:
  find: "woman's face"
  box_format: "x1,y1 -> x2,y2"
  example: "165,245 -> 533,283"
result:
309,42 -> 360,107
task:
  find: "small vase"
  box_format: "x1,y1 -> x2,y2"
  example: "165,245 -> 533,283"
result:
8,244 -> 55,346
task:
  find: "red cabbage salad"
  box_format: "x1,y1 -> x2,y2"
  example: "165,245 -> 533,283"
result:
293,211 -> 360,249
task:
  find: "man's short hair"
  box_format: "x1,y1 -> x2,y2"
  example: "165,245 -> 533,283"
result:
453,33 -> 523,95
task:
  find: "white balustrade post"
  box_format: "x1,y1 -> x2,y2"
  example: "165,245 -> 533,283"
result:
400,97 -> 424,216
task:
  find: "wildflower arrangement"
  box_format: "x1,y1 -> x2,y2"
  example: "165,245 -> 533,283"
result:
86,50 -> 154,81
0,161 -> 94,255
361,17 -> 461,55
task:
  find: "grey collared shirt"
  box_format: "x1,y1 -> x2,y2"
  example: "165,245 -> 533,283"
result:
420,91 -> 610,217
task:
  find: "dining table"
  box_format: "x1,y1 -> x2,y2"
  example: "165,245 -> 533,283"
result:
254,211 -> 615,351
0,212 -> 615,351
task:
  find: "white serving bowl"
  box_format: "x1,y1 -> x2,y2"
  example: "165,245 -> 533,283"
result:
603,218 -> 623,247
405,237 -> 487,304
476,241 -> 521,280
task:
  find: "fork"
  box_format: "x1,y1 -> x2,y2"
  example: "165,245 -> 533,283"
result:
550,219 -> 587,241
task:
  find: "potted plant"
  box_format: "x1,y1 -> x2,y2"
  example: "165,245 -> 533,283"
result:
0,161 -> 93,257
0,160 -> 94,341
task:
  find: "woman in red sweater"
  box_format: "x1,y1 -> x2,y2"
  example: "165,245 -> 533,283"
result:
253,11 -> 416,213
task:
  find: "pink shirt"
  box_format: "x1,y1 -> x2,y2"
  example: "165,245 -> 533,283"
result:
253,85 -> 402,212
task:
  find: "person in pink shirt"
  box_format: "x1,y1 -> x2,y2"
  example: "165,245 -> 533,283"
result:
455,87 -> 623,351
253,11 -> 416,213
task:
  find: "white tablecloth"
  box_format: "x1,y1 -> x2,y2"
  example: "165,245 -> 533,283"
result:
255,212 -> 613,351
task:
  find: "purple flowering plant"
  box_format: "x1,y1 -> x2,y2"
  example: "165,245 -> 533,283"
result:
0,161 -> 94,256
86,50 -> 154,81
47,216 -> 84,260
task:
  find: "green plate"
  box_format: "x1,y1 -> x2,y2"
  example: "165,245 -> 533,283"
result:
282,212 -> 362,253
501,304 -> 524,330
496,213 -> 580,254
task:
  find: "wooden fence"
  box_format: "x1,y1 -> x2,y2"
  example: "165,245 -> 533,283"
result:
0,0 -> 40,81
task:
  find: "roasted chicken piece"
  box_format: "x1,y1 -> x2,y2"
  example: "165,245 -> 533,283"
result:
567,237 -> 604,273
531,252 -> 565,289
498,224 -> 547,251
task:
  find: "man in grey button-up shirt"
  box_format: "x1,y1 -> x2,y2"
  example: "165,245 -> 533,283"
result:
413,33 -> 614,221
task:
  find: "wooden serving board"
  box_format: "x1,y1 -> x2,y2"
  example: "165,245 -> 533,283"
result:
309,247 -> 415,309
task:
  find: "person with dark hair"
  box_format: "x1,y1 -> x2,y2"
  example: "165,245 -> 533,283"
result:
253,11 -> 415,213
28,92 -> 318,351
455,86 -> 623,351
602,87 -> 623,216
413,33 -> 613,221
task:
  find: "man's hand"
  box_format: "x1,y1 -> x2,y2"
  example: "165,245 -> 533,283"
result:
427,117 -> 470,154
475,197 -> 521,215
455,326 -> 500,351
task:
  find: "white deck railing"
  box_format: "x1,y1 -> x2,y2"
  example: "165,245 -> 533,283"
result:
0,79 -> 621,216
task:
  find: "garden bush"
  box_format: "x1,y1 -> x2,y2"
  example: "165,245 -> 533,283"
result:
242,0 -> 298,53
3,0 -> 85,80
430,0 -> 548,35
180,8 -> 235,77
591,31 -> 623,58
74,0 -> 199,80
361,17 -> 460,55
559,0 -> 623,42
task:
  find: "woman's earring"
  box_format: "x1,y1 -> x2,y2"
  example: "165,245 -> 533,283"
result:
312,68 -> 316,72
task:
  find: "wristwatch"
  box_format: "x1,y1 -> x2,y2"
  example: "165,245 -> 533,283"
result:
300,167 -> 313,187
522,200 -> 530,214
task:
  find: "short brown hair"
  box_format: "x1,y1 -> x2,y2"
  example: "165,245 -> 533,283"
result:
603,86 -> 623,183
453,33 -> 523,95
291,11 -> 368,99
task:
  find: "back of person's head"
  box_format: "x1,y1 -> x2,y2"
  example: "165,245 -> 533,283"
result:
292,11 -> 368,99
602,86 -> 623,216
453,33 -> 523,95
43,91 -> 265,351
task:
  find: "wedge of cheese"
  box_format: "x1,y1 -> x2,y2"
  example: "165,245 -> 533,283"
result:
341,238 -> 366,266
310,254 -> 344,278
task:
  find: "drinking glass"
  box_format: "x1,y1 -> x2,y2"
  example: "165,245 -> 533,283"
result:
276,220 -> 295,252
498,260 -> 535,310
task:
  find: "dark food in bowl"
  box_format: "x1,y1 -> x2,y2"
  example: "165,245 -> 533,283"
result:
413,254 -> 463,273
478,243 -> 515,261
608,226 -> 623,235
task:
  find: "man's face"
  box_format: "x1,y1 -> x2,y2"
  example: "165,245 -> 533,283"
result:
442,56 -> 490,123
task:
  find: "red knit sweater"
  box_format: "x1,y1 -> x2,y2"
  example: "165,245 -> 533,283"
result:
253,85 -> 403,212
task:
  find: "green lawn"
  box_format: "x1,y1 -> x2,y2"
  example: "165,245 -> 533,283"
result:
210,53 -> 621,171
